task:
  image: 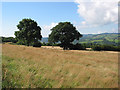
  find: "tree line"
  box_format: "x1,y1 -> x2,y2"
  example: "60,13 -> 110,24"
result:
1,18 -> 120,51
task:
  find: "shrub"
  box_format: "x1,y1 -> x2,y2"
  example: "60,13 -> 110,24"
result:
42,42 -> 46,46
2,37 -> 17,43
46,43 -> 52,46
33,42 -> 41,47
92,45 -> 102,51
92,45 -> 120,51
70,43 -> 86,50
60,43 -> 86,50
53,43 -> 61,46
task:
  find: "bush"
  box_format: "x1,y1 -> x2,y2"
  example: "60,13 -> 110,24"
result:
2,37 -> 17,43
52,43 -> 61,46
92,45 -> 102,51
69,43 -> 86,50
59,43 -> 86,50
16,41 -> 26,45
92,45 -> 120,51
46,43 -> 52,46
33,42 -> 41,47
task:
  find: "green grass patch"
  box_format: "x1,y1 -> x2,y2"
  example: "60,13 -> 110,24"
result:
2,55 -> 54,88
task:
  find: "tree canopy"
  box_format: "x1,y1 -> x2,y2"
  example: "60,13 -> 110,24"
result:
48,22 -> 82,50
15,18 -> 42,46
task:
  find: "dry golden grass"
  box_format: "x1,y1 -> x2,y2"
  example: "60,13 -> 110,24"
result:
2,43 -> 118,88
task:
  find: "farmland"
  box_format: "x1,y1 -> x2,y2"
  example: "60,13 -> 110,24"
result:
2,43 -> 118,88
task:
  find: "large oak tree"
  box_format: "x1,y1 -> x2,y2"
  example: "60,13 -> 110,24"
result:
48,22 -> 82,50
15,18 -> 42,46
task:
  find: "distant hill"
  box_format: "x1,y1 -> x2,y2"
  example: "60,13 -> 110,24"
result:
41,37 -> 48,43
77,33 -> 119,45
41,33 -> 120,46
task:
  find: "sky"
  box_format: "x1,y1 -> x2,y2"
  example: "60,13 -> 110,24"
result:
1,0 -> 119,37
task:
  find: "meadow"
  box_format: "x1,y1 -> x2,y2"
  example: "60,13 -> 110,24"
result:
2,43 -> 118,88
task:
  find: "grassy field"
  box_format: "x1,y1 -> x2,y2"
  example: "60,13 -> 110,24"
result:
2,43 -> 118,88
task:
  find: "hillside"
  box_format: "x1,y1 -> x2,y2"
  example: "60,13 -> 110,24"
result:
41,33 -> 119,46
78,33 -> 119,45
41,37 -> 49,43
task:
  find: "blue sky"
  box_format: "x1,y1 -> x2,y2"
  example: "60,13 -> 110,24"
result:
1,1 -> 118,37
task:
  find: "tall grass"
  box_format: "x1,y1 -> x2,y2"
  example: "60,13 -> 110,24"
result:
2,55 -> 54,88
2,44 -> 118,88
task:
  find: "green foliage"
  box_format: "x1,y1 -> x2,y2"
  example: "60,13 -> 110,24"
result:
67,43 -> 86,50
45,43 -> 52,46
92,45 -> 120,51
15,18 -> 42,46
48,22 -> 82,50
41,42 -> 60,46
81,43 -> 94,48
42,42 -> 46,46
1,37 -> 17,43
33,42 -> 41,47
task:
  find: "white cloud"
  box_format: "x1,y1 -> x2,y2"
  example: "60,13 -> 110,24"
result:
41,22 -> 58,37
81,21 -> 86,25
75,0 -> 118,27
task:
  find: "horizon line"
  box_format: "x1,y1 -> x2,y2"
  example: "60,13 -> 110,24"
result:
0,32 -> 119,38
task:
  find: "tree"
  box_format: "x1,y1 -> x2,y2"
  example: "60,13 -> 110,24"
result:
48,22 -> 82,50
1,37 -> 17,43
15,18 -> 42,46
